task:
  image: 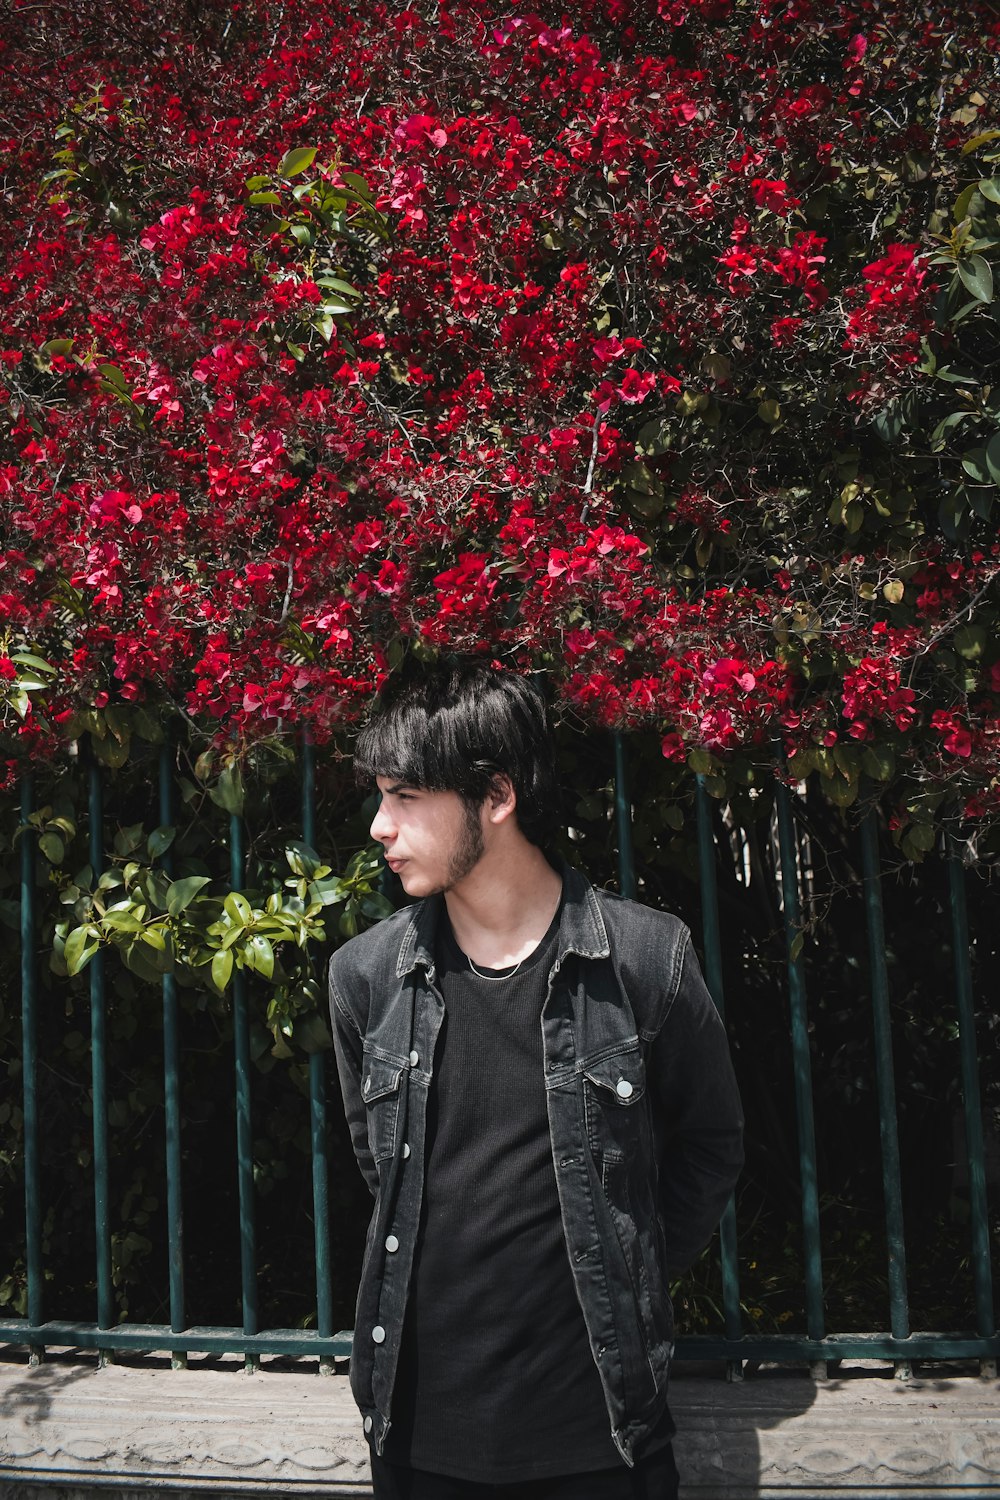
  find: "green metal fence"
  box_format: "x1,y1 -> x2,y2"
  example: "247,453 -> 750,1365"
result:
1,737 -> 996,1376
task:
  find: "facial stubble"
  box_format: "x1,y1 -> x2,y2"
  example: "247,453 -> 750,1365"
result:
444,797 -> 486,890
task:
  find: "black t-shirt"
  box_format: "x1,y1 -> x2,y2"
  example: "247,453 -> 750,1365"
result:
381,897 -> 630,1482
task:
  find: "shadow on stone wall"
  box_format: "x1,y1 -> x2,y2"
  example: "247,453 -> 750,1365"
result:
671,1363 -> 818,1497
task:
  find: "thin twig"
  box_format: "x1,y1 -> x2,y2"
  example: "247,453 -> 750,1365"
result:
279,558 -> 295,623
583,419 -> 600,494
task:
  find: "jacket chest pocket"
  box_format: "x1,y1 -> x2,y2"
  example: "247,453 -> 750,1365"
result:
361,1053 -> 406,1164
582,1046 -> 647,1165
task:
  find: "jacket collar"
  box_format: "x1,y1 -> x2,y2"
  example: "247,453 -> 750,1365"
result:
394,857 -> 611,979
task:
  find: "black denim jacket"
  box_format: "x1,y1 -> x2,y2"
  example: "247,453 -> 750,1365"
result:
329,863 -> 744,1467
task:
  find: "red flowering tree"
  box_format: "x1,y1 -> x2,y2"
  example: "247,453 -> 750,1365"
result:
2,0 -> 999,1331
2,0 -> 1000,857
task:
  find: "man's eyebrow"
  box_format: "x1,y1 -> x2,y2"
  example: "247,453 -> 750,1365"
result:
383,781 -> 419,795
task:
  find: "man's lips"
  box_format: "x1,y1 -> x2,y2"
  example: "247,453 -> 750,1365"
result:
385,857 -> 406,872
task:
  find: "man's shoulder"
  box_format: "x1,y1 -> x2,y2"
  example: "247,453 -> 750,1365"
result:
328,900 -> 418,991
587,884 -> 692,1030
592,884 -> 690,949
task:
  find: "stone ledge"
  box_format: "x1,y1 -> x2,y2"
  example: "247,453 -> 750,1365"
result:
0,1353 -> 997,1497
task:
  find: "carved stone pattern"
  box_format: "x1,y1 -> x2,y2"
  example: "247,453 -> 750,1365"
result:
1,1362 -> 997,1496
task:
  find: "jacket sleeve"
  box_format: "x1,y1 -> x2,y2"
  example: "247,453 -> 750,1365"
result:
328,955 -> 379,1198
648,929 -> 744,1277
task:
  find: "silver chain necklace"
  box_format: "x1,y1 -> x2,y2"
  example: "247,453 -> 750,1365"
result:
464,951 -> 527,982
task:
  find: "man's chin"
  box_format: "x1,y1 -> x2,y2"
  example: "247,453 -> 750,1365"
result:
397,868 -> 439,898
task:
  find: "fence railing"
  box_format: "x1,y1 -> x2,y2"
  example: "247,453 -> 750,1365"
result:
1,736 -> 997,1377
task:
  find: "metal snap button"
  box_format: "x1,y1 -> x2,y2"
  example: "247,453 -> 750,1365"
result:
402,1142 -> 411,1159
616,1078 -> 633,1099
372,1325 -> 386,1344
385,1234 -> 399,1253
408,1050 -> 419,1066
363,1416 -> 373,1434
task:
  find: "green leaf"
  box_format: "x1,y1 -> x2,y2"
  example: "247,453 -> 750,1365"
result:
102,909 -> 146,934
285,840 -> 321,879
906,821 -> 937,852
165,876 -> 212,918
147,825 -> 176,859
823,775 -> 858,807
986,431 -> 1000,483
862,744 -> 896,782
10,652 -> 56,674
294,1012 -> 332,1054
245,933 -> 274,979
121,940 -> 168,983
969,487 -> 994,521
113,822 -> 145,857
979,178 -> 1000,205
248,191 -> 282,206
963,130 -> 1000,155
224,891 -> 253,925
208,764 -> 244,815
873,401 -> 906,444
64,925 -> 100,975
211,947 -> 234,991
938,490 -> 969,540
954,183 -> 977,223
97,362 -> 128,393
954,623 -> 987,659
961,447 -> 992,484
40,338 -> 75,359
342,170 -> 376,201
92,733 -> 130,768
314,275 -> 361,297
308,875 -> 346,906
278,146 -> 318,178
38,832 -> 65,864
957,254 -> 994,303
929,410 -> 970,447
360,892 -> 394,920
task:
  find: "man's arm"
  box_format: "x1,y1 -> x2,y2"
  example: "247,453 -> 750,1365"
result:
648,930 -> 744,1277
329,958 -> 379,1198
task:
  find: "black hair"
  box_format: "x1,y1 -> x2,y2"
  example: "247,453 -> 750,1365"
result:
354,659 -> 561,851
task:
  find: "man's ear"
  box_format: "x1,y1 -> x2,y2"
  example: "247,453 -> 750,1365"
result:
486,773 -> 517,824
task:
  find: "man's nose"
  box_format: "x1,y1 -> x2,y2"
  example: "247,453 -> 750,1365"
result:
370,799 -> 393,844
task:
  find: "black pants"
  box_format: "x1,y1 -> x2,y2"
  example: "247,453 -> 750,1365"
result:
370,1444 -> 680,1499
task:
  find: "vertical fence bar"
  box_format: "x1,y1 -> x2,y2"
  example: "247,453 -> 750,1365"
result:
948,854 -> 997,1377
860,809 -> 911,1376
230,810 -> 258,1361
695,779 -> 743,1379
88,747 -> 114,1359
774,777 -> 825,1365
302,735 -> 334,1373
159,744 -> 186,1368
20,775 -> 43,1362
613,733 -> 636,899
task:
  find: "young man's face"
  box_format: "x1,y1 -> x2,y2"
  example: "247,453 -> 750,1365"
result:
370,776 -> 486,897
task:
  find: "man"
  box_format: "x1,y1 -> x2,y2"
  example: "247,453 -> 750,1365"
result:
329,660 -> 744,1499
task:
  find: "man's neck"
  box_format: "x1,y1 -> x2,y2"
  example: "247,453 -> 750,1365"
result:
443,840 -> 562,970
